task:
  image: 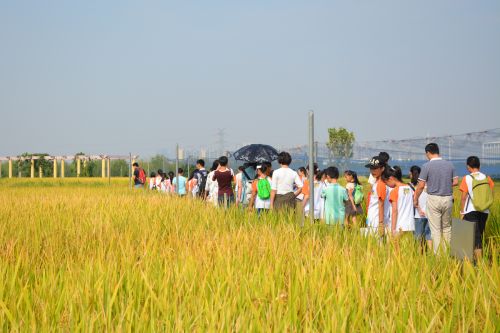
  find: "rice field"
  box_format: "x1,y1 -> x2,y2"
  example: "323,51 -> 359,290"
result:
0,178 -> 499,331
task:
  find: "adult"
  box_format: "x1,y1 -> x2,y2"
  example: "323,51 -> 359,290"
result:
212,156 -> 235,207
193,159 -> 208,198
414,143 -> 458,253
270,152 -> 303,210
132,162 -> 145,188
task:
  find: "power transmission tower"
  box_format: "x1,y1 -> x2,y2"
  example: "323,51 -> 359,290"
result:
216,129 -> 226,157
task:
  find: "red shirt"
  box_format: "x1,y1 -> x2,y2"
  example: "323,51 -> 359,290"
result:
213,169 -> 234,196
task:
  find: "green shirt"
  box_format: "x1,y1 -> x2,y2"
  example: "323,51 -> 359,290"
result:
321,183 -> 348,224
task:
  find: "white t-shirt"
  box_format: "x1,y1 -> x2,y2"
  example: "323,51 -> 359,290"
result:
413,186 -> 428,218
149,178 -> 156,190
271,167 -> 303,195
389,184 -> 415,232
304,180 -> 326,219
155,176 -> 163,191
205,170 -> 219,205
234,172 -> 243,201
366,180 -> 391,229
161,178 -> 171,193
254,177 -> 272,209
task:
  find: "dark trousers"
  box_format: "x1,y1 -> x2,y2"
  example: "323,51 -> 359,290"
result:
218,194 -> 235,208
274,192 -> 296,210
463,211 -> 488,249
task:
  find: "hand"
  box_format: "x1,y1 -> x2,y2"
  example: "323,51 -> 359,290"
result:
413,200 -> 419,208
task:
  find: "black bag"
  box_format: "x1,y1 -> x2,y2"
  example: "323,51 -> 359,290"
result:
197,170 -> 208,197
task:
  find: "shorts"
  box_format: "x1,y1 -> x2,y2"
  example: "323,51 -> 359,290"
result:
414,218 -> 431,241
463,211 -> 488,249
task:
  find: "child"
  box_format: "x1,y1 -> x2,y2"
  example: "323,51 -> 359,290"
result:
187,171 -> 197,197
172,168 -> 187,196
459,156 -> 494,260
365,156 -> 391,236
382,166 -> 415,236
249,165 -> 272,213
205,160 -> 220,206
368,152 -> 390,185
409,166 -> 432,250
155,170 -> 164,192
149,172 -> 157,190
344,170 -> 363,227
304,170 -> 326,221
321,166 -> 348,225
234,166 -> 245,205
296,167 -> 308,203
161,172 -> 172,193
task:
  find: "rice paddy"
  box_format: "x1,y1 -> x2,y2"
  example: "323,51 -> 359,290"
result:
0,178 -> 498,331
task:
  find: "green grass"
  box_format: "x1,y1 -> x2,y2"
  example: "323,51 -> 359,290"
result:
0,178 -> 498,331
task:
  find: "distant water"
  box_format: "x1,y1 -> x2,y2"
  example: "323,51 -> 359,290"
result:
288,159 -> 500,179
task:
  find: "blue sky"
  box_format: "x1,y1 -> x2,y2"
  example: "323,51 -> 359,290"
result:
1,1 -> 499,157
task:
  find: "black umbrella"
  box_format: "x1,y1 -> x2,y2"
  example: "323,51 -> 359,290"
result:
232,144 -> 279,163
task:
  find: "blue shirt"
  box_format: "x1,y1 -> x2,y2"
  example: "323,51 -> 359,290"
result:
173,176 -> 187,195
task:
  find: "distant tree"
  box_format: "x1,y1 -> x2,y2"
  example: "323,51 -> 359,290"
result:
16,153 -> 52,177
110,160 -> 129,177
326,128 -> 355,170
69,153 -> 98,177
149,154 -> 167,173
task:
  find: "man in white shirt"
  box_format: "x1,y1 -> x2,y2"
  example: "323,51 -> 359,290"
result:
270,152 -> 303,210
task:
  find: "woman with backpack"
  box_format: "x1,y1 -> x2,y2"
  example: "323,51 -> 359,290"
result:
344,170 -> 364,227
248,165 -> 272,214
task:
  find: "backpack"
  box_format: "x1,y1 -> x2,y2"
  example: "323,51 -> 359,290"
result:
138,168 -> 147,184
197,170 -> 208,197
467,174 -> 493,212
257,178 -> 271,200
353,184 -> 364,205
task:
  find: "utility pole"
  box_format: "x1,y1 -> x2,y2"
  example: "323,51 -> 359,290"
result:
314,141 -> 318,164
308,111 -> 315,226
175,144 -> 179,194
128,153 -> 132,189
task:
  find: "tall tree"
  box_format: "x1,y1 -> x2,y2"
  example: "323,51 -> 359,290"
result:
326,128 -> 355,170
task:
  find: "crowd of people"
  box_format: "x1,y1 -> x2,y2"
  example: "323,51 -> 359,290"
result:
132,142 -> 495,260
